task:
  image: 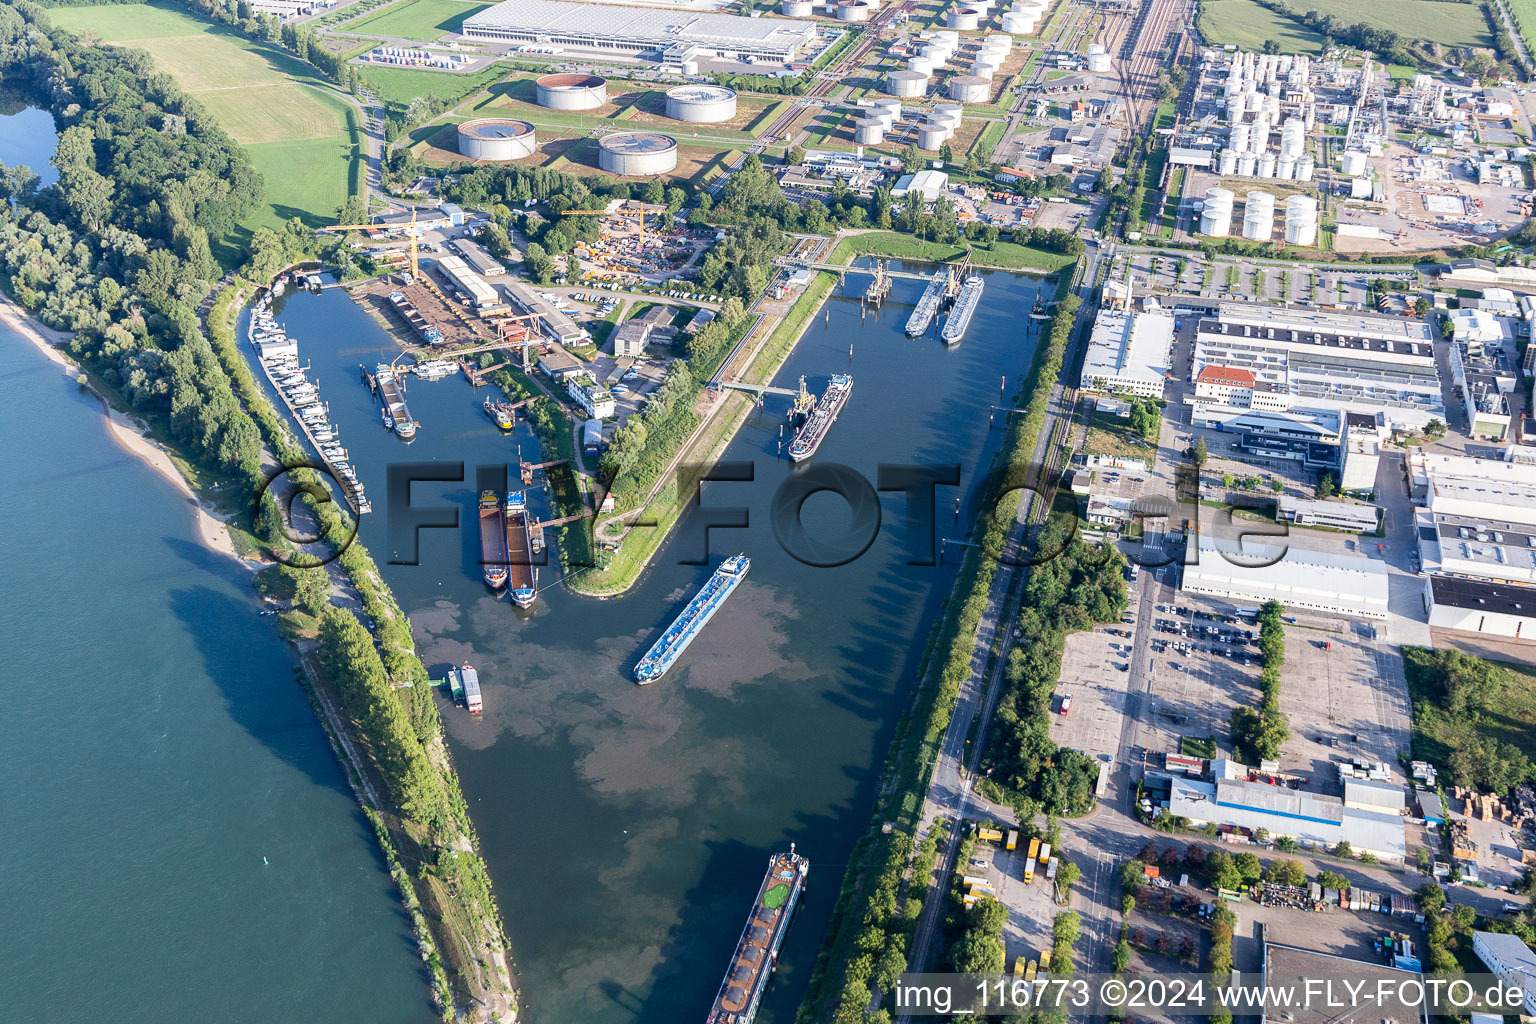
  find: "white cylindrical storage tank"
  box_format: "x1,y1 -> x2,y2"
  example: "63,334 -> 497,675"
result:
1238,153 -> 1257,176
1230,122 -> 1251,154
1002,11 -> 1037,32
1218,148 -> 1238,175
1087,44 -> 1111,73
935,102 -> 963,115
887,70 -> 929,98
984,33 -> 1012,51
949,75 -> 990,103
875,98 -> 903,119
1241,190 -> 1275,240
597,131 -> 677,176
1245,89 -> 1263,114
1276,153 -> 1296,180
909,55 -> 936,76
1279,118 -> 1304,158
854,117 -> 886,144
536,73 -> 608,110
666,85 -> 737,124
838,0 -> 872,20
1285,195 -> 1318,245
917,121 -> 948,150
936,29 -> 961,45
1200,188 -> 1234,237
1257,150 -> 1276,178
457,118 -> 537,160
970,61 -> 996,79
931,111 -> 961,138
1297,154 -> 1315,182
782,0 -> 814,14
1341,149 -> 1367,176
871,106 -> 897,128
948,7 -> 981,29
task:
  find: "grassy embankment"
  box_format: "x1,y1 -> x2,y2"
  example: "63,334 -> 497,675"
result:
203,282 -> 518,1020
334,0 -> 493,40
838,230 -> 1081,273
48,2 -> 364,262
1197,0 -> 1490,53
795,276 -> 1086,1022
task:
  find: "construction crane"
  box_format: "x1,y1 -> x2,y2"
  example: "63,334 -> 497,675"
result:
560,200 -> 669,242
322,208 -> 423,280
495,311 -> 544,371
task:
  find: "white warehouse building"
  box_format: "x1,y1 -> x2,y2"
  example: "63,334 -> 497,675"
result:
462,0 -> 818,63
1182,535 -> 1390,620
1079,304 -> 1174,399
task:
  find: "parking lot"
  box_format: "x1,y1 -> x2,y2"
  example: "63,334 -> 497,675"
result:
1116,252 -> 1418,312
966,839 -> 1072,973
1053,627 -> 1136,761
1138,598 -> 1262,761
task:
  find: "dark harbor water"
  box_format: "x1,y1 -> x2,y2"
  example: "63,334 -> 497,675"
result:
0,326 -> 431,1023
244,263 -> 1051,1023
0,102 -> 60,186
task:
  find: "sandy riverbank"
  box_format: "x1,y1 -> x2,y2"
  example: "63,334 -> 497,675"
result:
0,295 -> 247,566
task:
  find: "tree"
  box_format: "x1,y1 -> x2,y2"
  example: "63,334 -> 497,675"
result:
1120,859 -> 1147,892
1318,870 -> 1351,891
940,141 -> 954,164
786,145 -> 805,166
285,563 -> 331,617
1332,840 -> 1354,859
1055,860 -> 1081,902
1206,849 -> 1241,891
1425,418 -> 1446,439
1415,296 -> 1430,317
1234,852 -> 1262,884
1415,882 -> 1447,915
1193,437 -> 1208,466
1316,473 -> 1336,499
523,242 -> 553,284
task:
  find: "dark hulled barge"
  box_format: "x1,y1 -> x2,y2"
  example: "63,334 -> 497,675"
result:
787,375 -> 852,462
479,490 -> 510,590
504,491 -> 537,608
706,845 -> 810,1023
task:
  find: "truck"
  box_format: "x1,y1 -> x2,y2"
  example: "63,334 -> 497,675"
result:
1006,829 -> 1019,851
978,827 -> 1004,843
962,875 -> 989,888
1038,843 -> 1052,865
1046,856 -> 1059,881
1025,838 -> 1040,882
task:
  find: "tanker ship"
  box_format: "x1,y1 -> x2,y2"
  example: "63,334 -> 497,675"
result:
786,375 -> 852,463
634,554 -> 749,684
504,490 -> 537,609
940,275 -> 984,345
479,490 -> 509,590
706,845 -> 810,1024
905,271 -> 946,336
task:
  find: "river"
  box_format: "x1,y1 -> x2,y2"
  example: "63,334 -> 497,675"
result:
0,323 -> 434,1023
244,262 -> 1051,1022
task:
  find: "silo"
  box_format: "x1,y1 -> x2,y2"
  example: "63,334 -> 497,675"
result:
948,7 -> 981,29
456,118 -> 537,161
1297,154 -> 1315,182
1238,153 -> 1257,176
1257,150 -> 1276,178
666,85 -> 738,124
1241,191 -> 1275,241
781,0 -> 814,14
886,70 -> 929,98
875,98 -> 903,120
1230,122 -> 1251,154
917,122 -> 948,150
854,118 -> 886,144
1226,95 -> 1244,124
1284,195 -> 1318,245
936,30 -> 961,46
1087,44 -> 1111,73
1276,154 -> 1296,180
838,0 -> 872,20
909,55 -> 936,76
1002,10 -> 1037,32
931,111 -> 961,138
950,75 -> 990,103
598,132 -> 678,176
1200,187 -> 1234,237
1245,89 -> 1262,114
970,61 -> 996,79
536,73 -> 608,110
1341,149 -> 1367,176
1218,148 -> 1238,175
871,105 -> 898,128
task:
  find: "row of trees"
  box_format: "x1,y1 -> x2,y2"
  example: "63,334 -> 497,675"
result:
1230,600 -> 1290,764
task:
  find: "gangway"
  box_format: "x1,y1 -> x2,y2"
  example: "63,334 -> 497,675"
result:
717,380 -> 803,399
771,257 -> 940,282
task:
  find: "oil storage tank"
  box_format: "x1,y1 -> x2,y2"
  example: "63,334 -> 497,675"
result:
854,117 -> 886,144
948,6 -> 981,29
837,0 -> 872,20
536,73 -> 607,110
1087,44 -> 1111,72
887,70 -> 929,98
917,121 -> 948,150
1285,195 -> 1318,245
1241,191 -> 1275,240
598,132 -> 678,176
781,0 -> 814,13
1200,187 -> 1234,237
1341,149 -> 1367,176
457,118 -> 537,160
950,75 -> 990,102
666,85 -> 737,123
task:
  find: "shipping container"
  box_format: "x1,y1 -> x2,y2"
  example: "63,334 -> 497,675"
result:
1006,829 -> 1019,851
1038,843 -> 1052,865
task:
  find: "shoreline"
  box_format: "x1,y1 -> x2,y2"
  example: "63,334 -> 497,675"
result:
0,295 -> 247,567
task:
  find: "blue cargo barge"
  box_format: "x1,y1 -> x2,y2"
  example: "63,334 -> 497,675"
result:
634,554 -> 749,684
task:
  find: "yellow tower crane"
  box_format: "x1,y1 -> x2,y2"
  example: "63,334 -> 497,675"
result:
321,208 -> 422,280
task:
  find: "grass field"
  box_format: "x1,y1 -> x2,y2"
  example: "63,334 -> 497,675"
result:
1406,646 -> 1536,784
1199,0 -> 1492,51
357,61 -> 509,109
340,0 -> 492,41
48,2 -> 361,253
1512,0 -> 1536,58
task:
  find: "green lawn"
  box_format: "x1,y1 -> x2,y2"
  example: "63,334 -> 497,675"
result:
839,231 -> 1079,273
49,2 -> 362,263
358,61 -> 511,111
340,0 -> 493,41
1512,0 -> 1536,58
1199,0 -> 1491,51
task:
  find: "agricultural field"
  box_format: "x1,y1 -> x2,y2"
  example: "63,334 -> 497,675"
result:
1511,0 -> 1536,59
47,2 -> 361,244
339,0 -> 493,41
357,61 -> 513,110
1198,0 -> 1493,52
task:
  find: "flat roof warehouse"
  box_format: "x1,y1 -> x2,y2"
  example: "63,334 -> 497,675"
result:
462,0 -> 818,61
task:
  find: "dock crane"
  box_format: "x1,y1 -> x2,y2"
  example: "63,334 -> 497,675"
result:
321,208 -> 423,280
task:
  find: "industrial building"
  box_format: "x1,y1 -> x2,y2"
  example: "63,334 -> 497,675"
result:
598,132 -> 678,175
1181,535 -> 1391,620
434,254 -> 497,308
1162,774 -> 1406,862
613,319 -> 653,358
566,371 -> 616,419
1277,495 -> 1379,532
503,281 -> 588,344
1192,302 -> 1444,435
1194,364 -> 1257,406
1471,932 -> 1536,1014
1079,303 -> 1174,399
1190,405 -> 1369,479
463,0 -> 818,64
1261,944 -> 1427,1024
890,169 -> 949,200
1425,576 -> 1536,639
457,118 -> 537,160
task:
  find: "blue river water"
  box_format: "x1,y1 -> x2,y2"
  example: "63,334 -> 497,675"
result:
242,263 -> 1052,1022
0,327 -> 433,1022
